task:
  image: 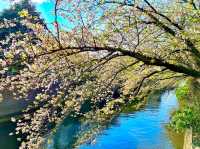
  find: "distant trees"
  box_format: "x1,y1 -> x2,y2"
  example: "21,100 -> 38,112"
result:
0,0 -> 42,44
0,0 -> 43,75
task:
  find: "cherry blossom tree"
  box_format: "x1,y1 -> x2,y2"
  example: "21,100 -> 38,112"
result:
1,0 -> 200,148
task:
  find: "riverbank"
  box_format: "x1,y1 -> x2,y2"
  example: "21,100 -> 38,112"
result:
169,78 -> 200,148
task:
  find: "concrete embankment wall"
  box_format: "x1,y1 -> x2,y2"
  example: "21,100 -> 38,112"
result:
183,129 -> 200,149
183,129 -> 193,149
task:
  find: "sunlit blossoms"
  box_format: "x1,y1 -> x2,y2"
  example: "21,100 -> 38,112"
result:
1,0 -> 200,148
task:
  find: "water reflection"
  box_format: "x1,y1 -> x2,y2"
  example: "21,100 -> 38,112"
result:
0,122 -> 19,149
45,90 -> 183,149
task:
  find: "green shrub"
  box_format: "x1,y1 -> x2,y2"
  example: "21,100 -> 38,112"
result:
169,106 -> 194,132
171,79 -> 200,146
169,105 -> 200,133
175,82 -> 190,100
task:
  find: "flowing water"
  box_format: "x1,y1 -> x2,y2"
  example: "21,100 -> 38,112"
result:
44,90 -> 184,149
0,90 -> 184,149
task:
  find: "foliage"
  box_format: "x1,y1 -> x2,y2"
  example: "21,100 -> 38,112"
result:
169,104 -> 200,132
193,133 -> 200,146
175,80 -> 190,101
169,106 -> 200,132
0,0 -> 43,75
18,9 -> 29,18
170,79 -> 200,146
0,0 -> 42,43
0,0 -> 200,148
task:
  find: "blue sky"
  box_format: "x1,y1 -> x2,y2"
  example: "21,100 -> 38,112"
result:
0,0 -> 74,31
35,1 -> 55,25
0,1 -> 11,11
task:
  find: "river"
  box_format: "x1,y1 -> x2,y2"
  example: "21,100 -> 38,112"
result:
0,90 -> 184,149
43,90 -> 184,149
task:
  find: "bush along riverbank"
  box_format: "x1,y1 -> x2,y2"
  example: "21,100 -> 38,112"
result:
169,78 -> 200,147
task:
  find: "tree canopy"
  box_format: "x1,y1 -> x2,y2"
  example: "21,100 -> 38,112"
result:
0,0 -> 43,47
0,0 -> 44,75
0,0 -> 200,148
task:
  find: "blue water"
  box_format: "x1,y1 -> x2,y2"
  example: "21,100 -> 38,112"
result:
0,122 -> 19,149
45,90 -> 181,149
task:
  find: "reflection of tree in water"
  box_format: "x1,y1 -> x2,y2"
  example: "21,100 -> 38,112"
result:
50,117 -> 81,149
146,90 -> 172,110
0,122 -> 20,149
45,117 -> 104,149
166,127 -> 184,149
44,90 -> 184,149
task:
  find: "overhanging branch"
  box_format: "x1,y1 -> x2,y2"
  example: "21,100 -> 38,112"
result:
35,45 -> 200,78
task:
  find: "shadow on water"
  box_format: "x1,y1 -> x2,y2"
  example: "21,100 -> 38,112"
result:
0,90 -> 27,149
0,121 -> 19,149
44,90 -> 184,149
